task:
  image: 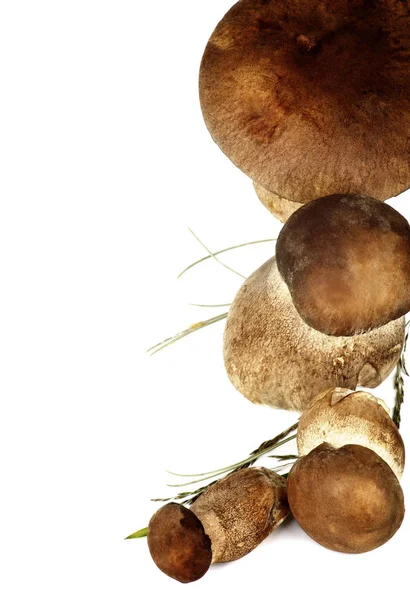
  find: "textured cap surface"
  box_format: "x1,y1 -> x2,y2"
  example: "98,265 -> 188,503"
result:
276,194 -> 410,336
147,503 -> 212,583
287,443 -> 405,553
200,0 -> 410,203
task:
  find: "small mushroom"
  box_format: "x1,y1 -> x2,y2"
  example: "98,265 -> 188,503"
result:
287,443 -> 405,553
147,468 -> 288,583
297,388 -> 405,479
223,256 -> 404,412
276,194 -> 410,336
200,0 -> 410,218
147,503 -> 212,584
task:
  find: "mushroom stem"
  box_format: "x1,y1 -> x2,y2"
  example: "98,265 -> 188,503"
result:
253,182 -> 302,222
224,257 -> 405,412
297,388 -> 405,480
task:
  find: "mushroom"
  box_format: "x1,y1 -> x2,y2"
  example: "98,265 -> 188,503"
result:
147,467 -> 288,583
297,388 -> 405,479
147,503 -> 212,584
276,194 -> 410,336
223,256 -> 404,412
287,443 -> 405,553
199,0 -> 410,220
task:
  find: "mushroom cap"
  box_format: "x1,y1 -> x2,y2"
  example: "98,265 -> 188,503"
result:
287,443 -> 405,553
276,194 -> 410,336
223,256 -> 404,412
200,0 -> 410,203
297,388 -> 405,479
253,182 -> 302,222
191,467 -> 288,563
147,503 -> 212,583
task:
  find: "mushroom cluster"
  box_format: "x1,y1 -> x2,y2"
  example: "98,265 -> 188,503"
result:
200,0 -> 410,221
132,0 -> 410,583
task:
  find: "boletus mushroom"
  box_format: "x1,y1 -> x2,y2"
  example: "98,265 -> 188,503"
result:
287,443 -> 405,553
276,194 -> 410,336
200,0 -> 410,221
297,388 -> 405,479
224,193 -> 409,411
147,467 -> 288,583
223,257 -> 404,412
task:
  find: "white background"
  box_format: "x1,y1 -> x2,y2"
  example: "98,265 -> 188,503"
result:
0,1 -> 409,598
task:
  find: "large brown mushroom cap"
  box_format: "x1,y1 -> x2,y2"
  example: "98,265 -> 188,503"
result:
276,194 -> 410,336
287,443 -> 405,553
147,503 -> 212,583
297,388 -> 405,479
191,467 -> 288,563
200,0 -> 410,203
223,256 -> 404,412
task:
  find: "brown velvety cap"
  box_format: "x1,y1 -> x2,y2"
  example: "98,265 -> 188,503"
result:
147,503 -> 212,583
287,443 -> 405,553
276,194 -> 410,335
200,0 -> 410,203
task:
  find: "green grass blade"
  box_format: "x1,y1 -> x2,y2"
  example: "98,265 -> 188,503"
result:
147,312 -> 228,356
187,228 -> 246,279
178,237 -> 276,279
125,527 -> 148,540
189,303 -> 231,308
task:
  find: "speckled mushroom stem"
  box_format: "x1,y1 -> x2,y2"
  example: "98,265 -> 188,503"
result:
190,468 -> 288,563
223,256 -> 405,412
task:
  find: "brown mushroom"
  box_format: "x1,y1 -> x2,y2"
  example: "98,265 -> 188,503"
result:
276,194 -> 410,336
147,468 -> 288,583
287,443 -> 405,553
200,0 -> 410,218
223,256 -> 404,412
147,503 -> 212,583
297,388 -> 405,479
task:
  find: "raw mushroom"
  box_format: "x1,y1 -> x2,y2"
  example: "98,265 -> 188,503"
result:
148,503 -> 212,584
147,468 -> 288,583
287,443 -> 405,553
223,257 -> 404,412
199,0 -> 410,220
297,388 -> 405,479
276,194 -> 410,336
